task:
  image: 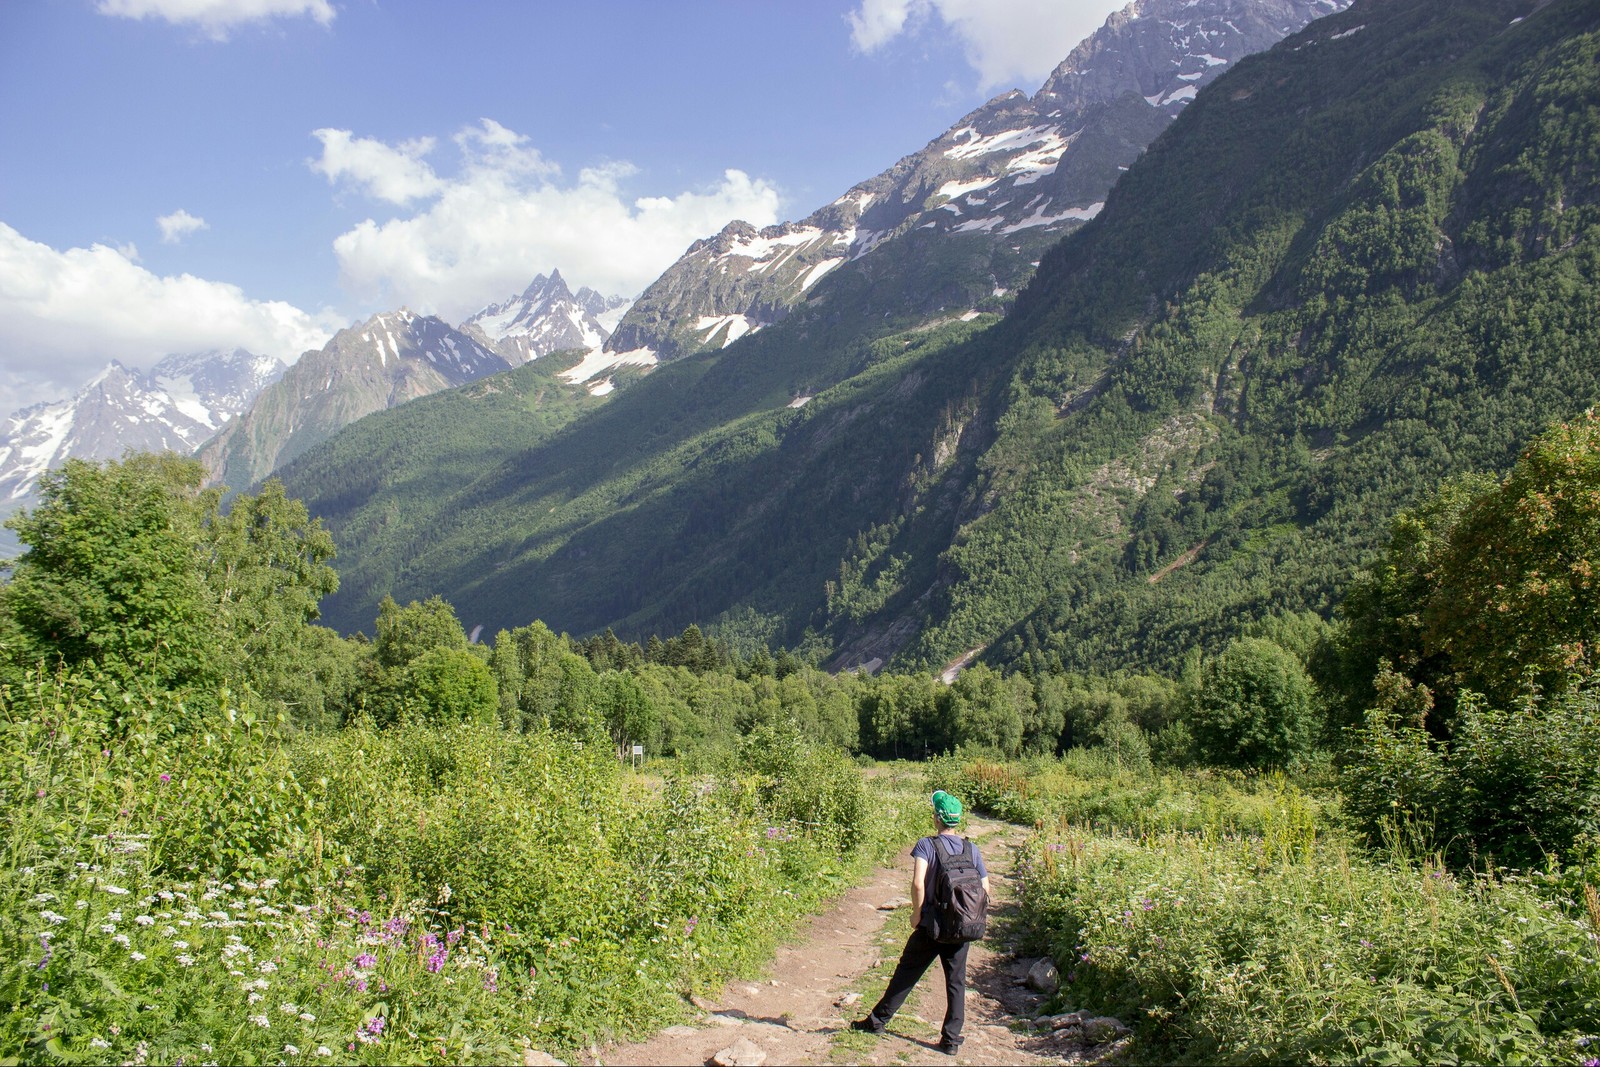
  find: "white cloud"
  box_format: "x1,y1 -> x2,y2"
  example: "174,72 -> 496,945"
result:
317,122 -> 782,322
157,209 -> 209,243
0,222 -> 339,415
849,0 -> 1120,92
97,0 -> 335,40
309,129 -> 444,205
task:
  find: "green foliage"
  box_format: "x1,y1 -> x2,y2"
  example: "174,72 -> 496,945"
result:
1426,412 -> 1600,701
3,454 -> 221,689
1342,682 -> 1600,870
374,595 -> 469,669
1189,637 -> 1317,770
402,647 -> 497,725
1016,826 -> 1600,1066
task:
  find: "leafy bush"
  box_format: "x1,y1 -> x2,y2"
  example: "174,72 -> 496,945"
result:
1015,828 -> 1600,1065
1342,682 -> 1600,869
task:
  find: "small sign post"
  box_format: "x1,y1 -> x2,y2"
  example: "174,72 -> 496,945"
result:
631,743 -> 643,768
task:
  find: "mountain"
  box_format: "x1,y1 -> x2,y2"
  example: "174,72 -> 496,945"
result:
0,348 -> 282,507
278,0 -> 1600,678
199,310 -> 509,492
594,0 -> 1348,373
458,270 -> 631,366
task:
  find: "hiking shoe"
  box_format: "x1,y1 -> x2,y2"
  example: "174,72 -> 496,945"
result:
937,1038 -> 962,1056
850,1018 -> 883,1034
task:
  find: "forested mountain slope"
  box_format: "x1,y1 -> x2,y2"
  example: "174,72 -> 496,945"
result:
288,0 -> 1600,679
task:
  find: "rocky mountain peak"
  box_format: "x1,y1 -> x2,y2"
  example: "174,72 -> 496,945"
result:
594,0 -> 1349,373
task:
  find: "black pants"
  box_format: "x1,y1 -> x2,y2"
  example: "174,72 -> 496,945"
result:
866,925 -> 970,1046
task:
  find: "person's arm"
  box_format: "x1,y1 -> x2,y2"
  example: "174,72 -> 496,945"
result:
910,855 -> 929,923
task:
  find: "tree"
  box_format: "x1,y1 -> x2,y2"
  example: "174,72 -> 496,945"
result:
374,595 -> 468,669
200,478 -> 338,713
948,664 -> 1024,757
3,454 -> 222,688
404,647 -> 497,725
1189,638 -> 1316,769
1425,412 -> 1600,702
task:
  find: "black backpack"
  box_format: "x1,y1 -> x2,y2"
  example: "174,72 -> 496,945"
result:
926,836 -> 988,944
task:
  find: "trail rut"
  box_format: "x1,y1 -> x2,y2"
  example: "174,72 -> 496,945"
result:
576,816 -> 1121,1066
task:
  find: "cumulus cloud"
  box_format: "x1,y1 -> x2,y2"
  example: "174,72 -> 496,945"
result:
309,129 -> 444,205
157,209 -> 209,243
849,0 -> 1118,91
0,222 -> 339,415
315,121 -> 782,322
97,0 -> 335,40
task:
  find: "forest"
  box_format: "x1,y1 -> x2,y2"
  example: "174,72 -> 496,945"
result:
0,423 -> 1596,1062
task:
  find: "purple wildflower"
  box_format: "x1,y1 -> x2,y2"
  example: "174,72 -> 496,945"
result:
353,953 -> 377,970
364,1016 -> 384,1035
1360,939 -> 1374,949
446,928 -> 462,947
686,916 -> 699,936
159,774 -> 171,784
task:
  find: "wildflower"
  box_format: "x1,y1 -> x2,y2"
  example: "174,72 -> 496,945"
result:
250,1014 -> 270,1028
299,1012 -> 316,1022
353,953 -> 377,970
39,910 -> 67,925
249,992 -> 264,1005
102,885 -> 130,896
76,900 -> 89,910
130,952 -> 146,961
177,954 -> 196,967
173,941 -> 189,950
685,916 -> 699,936
315,1048 -> 332,1058
90,1038 -> 110,1049
1360,939 -> 1374,949
113,934 -> 131,948
159,774 -> 171,784
258,960 -> 278,973
280,1003 -> 298,1015
284,1045 -> 300,1056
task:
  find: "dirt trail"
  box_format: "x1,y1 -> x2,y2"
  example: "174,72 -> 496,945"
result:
586,816 -> 1095,1066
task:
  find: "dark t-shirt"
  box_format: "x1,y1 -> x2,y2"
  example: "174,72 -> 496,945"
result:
912,833 -> 988,927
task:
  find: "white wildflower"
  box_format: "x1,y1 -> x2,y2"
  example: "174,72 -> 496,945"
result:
176,954 -> 196,967
129,952 -> 146,961
134,915 -> 155,926
250,1013 -> 270,1028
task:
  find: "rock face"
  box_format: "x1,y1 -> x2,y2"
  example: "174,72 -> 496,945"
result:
199,309 -> 509,491
0,348 -> 283,509
598,0 -> 1348,369
458,270 -> 630,365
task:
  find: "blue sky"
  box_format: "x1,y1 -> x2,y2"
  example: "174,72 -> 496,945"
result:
0,0 -> 1124,414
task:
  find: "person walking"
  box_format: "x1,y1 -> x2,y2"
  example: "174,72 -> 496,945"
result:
852,790 -> 989,1055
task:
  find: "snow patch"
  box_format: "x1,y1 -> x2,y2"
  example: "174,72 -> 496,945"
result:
800,257 -> 844,291
944,124 -> 1056,160
560,345 -> 657,385
938,176 -> 999,200
787,395 -> 812,409
695,314 -> 755,348
1330,24 -> 1365,40
999,201 -> 1103,234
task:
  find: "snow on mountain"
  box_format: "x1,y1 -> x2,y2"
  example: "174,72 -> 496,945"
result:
199,309 -> 511,491
459,270 -> 631,366
0,348 -> 284,506
593,0 -> 1349,377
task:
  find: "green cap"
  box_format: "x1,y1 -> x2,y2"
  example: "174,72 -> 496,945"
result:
932,790 -> 963,826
